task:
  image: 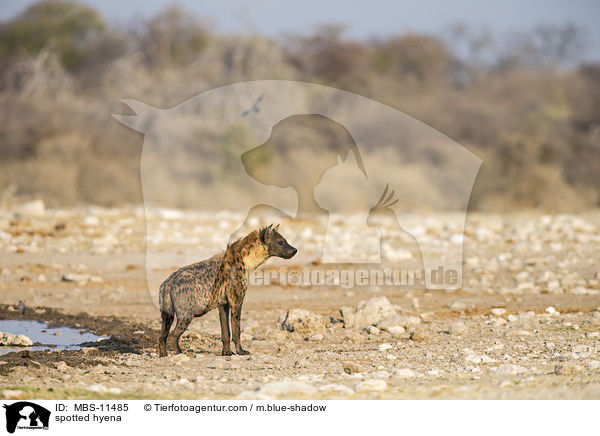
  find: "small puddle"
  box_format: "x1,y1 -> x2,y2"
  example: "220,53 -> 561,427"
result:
0,319 -> 107,356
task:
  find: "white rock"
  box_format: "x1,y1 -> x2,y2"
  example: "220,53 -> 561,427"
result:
572,345 -> 590,354
449,233 -> 464,244
279,309 -> 326,336
55,361 -> 69,371
0,331 -> 33,347
489,317 -> 507,327
491,308 -> 506,316
450,322 -> 467,334
2,389 -> 24,399
307,333 -> 324,341
14,199 -> 45,216
354,379 -> 388,392
450,301 -> 468,312
547,280 -> 561,290
365,326 -> 380,335
87,384 -> 108,392
318,384 -> 354,395
392,368 -> 416,378
515,271 -> 529,282
341,297 -> 397,329
255,381 -> 317,397
491,364 -> 527,375
545,306 -> 559,315
169,354 -> 190,364
385,326 -> 406,337
83,216 -> 100,226
587,361 -> 600,370
378,343 -> 393,351
411,297 -> 420,310
14,334 -> 33,346
464,354 -> 482,364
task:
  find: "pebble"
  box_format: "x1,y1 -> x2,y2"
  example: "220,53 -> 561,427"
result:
307,333 -> 324,341
378,343 -> 393,351
61,273 -> 91,284
343,362 -> 367,374
409,330 -> 429,341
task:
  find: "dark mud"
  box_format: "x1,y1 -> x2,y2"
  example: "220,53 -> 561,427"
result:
0,304 -> 159,376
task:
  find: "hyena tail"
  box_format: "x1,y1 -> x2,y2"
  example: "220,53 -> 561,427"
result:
158,284 -> 175,315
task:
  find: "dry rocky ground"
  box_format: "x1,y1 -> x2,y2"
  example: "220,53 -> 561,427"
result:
0,203 -> 599,399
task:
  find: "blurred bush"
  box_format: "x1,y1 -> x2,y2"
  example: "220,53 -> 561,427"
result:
0,1 -> 598,211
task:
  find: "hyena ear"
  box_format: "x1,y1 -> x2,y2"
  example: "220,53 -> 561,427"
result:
260,227 -> 268,243
273,223 -> 280,232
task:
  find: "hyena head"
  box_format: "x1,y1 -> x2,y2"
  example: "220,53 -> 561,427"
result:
260,224 -> 297,259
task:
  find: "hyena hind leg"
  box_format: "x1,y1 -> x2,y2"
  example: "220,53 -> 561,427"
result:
158,310 -> 174,358
170,316 -> 193,354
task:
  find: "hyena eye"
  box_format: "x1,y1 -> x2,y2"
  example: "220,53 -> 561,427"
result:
278,241 -> 284,246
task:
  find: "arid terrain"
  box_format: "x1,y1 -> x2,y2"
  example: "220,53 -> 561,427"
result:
0,205 -> 599,399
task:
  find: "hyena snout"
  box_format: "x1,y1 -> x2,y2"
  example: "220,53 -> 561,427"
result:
281,243 -> 297,259
270,238 -> 297,259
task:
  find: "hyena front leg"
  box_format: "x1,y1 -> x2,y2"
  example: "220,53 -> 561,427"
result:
231,304 -> 249,355
219,304 -> 232,356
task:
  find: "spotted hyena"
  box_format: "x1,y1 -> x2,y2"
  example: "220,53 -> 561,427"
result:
158,224 -> 296,357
